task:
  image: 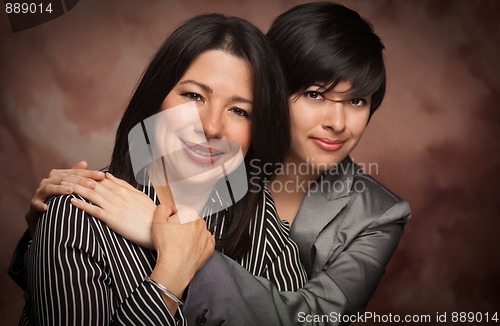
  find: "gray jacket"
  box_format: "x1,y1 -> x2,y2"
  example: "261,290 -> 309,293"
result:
184,157 -> 411,325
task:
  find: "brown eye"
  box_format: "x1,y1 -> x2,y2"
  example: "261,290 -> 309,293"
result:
350,98 -> 367,107
304,91 -> 324,100
229,107 -> 249,119
182,92 -> 204,102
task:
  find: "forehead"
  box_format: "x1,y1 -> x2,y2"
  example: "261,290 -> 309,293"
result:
180,50 -> 253,94
314,80 -> 373,99
325,81 -> 352,93
312,80 -> 352,94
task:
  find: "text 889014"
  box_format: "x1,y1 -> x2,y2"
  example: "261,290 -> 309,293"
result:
5,2 -> 53,14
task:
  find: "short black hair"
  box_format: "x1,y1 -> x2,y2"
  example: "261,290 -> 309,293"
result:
267,2 -> 386,117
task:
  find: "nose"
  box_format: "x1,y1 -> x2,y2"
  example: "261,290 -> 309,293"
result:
198,104 -> 223,139
323,103 -> 346,133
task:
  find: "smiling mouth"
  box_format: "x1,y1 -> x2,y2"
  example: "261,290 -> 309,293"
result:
312,137 -> 346,151
181,139 -> 224,165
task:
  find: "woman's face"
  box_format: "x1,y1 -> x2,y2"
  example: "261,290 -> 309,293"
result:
151,50 -> 253,184
287,81 -> 371,173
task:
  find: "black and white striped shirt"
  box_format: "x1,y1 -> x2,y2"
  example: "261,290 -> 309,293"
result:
21,181 -> 307,325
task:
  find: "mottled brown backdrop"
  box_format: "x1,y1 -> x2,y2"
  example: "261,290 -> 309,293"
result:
1,0 -> 499,325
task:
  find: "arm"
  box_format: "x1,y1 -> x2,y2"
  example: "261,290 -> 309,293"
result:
24,195 -> 183,325
8,161 -> 105,290
184,201 -> 410,326
8,230 -> 31,290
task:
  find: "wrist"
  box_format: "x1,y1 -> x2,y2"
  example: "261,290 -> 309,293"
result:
150,263 -> 192,298
145,276 -> 184,307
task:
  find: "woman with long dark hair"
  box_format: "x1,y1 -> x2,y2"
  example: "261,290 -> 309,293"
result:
17,13 -> 306,325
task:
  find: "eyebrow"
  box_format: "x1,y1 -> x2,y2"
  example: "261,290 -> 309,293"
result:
231,95 -> 252,105
179,80 -> 213,94
178,79 -> 253,104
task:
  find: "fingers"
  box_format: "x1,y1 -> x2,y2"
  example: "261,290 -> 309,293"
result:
71,160 -> 88,169
32,183 -> 73,211
61,177 -> 129,205
70,198 -> 108,222
65,169 -> 105,181
32,201 -> 49,212
60,175 -> 97,189
62,182 -> 108,209
106,172 -> 137,191
49,168 -> 105,181
32,167 -> 105,212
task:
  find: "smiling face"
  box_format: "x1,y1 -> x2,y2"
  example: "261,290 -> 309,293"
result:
287,81 -> 371,173
154,49 -> 253,183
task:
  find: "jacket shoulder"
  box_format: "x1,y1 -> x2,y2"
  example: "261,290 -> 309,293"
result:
350,171 -> 411,225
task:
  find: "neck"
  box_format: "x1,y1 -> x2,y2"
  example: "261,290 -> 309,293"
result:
271,153 -> 324,194
148,162 -> 215,215
169,179 -> 215,214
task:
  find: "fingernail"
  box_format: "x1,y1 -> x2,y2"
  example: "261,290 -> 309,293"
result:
96,171 -> 105,177
63,186 -> 73,193
86,180 -> 95,188
70,198 -> 79,205
61,181 -> 71,186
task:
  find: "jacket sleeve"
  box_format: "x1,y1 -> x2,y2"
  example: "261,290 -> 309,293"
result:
183,201 -> 410,326
8,229 -> 31,290
23,194 -> 184,325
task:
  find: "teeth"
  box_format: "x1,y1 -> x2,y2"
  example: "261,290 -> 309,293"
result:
190,147 -> 219,157
192,148 -> 211,156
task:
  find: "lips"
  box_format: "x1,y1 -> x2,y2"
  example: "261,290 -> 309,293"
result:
181,138 -> 224,165
311,137 -> 346,151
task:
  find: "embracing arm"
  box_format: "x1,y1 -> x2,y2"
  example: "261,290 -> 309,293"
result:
9,165 -> 150,291
184,201 -> 410,326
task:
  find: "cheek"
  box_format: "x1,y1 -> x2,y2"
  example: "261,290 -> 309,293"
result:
228,123 -> 251,155
160,92 -> 185,112
290,105 -> 316,136
349,112 -> 370,137
160,97 -> 173,112
239,125 -> 252,155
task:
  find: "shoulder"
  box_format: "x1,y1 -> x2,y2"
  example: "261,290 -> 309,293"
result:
44,193 -> 93,222
37,194 -> 103,244
256,188 -> 294,256
262,187 -> 290,235
350,170 -> 411,226
44,193 -> 88,221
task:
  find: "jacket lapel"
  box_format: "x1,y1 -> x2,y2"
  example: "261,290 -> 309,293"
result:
289,157 -> 357,275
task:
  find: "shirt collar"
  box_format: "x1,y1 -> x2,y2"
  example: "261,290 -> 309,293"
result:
310,156 -> 361,200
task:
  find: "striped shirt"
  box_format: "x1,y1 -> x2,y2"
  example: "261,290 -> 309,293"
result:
21,180 -> 307,325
